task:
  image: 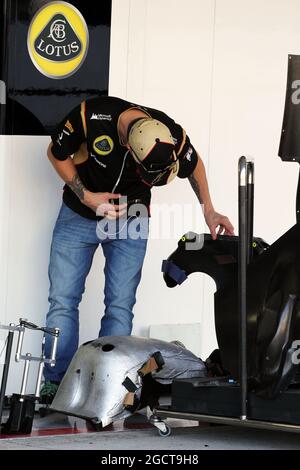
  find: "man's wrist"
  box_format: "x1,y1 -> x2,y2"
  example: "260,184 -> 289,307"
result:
67,174 -> 89,203
82,189 -> 93,206
203,203 -> 214,216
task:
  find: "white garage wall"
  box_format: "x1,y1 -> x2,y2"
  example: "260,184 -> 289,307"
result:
109,0 -> 299,357
205,0 -> 300,354
210,0 -> 299,241
1,0 -> 299,393
109,0 -> 216,357
0,136 -> 63,391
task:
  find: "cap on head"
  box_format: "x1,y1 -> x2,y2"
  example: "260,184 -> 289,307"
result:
127,117 -> 179,186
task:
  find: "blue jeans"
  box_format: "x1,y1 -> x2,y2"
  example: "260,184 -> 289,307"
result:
44,203 -> 148,382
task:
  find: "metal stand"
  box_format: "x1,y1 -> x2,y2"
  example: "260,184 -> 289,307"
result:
0,319 -> 60,434
154,156 -> 300,436
238,157 -> 254,420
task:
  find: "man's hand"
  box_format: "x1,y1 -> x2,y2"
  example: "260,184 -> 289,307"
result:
204,209 -> 235,240
188,157 -> 234,240
47,145 -> 127,219
83,191 -> 127,219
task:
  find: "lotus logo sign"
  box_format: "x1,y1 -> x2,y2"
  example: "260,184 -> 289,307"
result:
27,1 -> 89,79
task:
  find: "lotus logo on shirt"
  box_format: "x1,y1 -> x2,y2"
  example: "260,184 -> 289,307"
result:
93,136 -> 114,156
27,1 -> 89,79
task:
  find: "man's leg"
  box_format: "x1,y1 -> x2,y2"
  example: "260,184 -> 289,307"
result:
99,219 -> 148,336
44,203 -> 98,383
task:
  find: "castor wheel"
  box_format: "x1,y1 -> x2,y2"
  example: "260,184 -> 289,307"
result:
149,413 -> 171,437
158,424 -> 171,437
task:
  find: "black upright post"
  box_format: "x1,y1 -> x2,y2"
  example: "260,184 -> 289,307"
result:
0,330 -> 14,426
238,156 -> 248,420
246,161 -> 254,263
296,164 -> 300,223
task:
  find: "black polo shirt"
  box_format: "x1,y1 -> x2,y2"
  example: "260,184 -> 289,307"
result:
51,96 -> 198,220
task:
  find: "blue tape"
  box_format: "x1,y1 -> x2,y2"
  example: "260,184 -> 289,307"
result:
161,260 -> 187,285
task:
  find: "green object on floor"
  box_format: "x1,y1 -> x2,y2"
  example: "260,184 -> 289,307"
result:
39,381 -> 60,405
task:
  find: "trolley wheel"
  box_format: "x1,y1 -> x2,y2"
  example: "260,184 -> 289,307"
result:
158,425 -> 171,437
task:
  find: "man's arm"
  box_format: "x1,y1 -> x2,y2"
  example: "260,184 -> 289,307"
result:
188,153 -> 234,239
47,143 -> 126,219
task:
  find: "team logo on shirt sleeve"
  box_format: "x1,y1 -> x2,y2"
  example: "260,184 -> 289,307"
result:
65,120 -> 74,133
184,146 -> 193,162
93,135 -> 114,156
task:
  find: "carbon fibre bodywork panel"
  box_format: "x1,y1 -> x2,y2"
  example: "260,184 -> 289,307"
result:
162,226 -> 300,397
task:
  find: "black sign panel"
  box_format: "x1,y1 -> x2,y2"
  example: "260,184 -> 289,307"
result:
0,0 -> 111,135
279,55 -> 300,162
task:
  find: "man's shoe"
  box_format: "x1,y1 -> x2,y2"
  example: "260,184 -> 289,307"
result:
39,380 -> 60,405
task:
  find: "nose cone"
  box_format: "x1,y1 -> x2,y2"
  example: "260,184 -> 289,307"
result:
50,335 -> 207,427
51,339 -> 134,426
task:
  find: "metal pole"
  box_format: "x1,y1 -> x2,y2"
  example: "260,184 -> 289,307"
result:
15,328 -> 24,362
20,353 -> 31,398
238,156 -> 248,420
50,328 -> 60,366
156,409 -> 300,434
35,361 -> 45,399
0,327 -> 14,424
35,335 -> 45,398
246,161 -> 254,263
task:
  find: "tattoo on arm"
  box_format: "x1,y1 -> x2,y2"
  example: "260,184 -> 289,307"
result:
67,174 -> 86,201
188,173 -> 201,203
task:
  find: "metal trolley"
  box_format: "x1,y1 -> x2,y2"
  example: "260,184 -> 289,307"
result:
0,319 -> 59,434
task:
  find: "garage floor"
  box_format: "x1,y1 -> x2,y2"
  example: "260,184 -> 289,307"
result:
0,408 -> 300,450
